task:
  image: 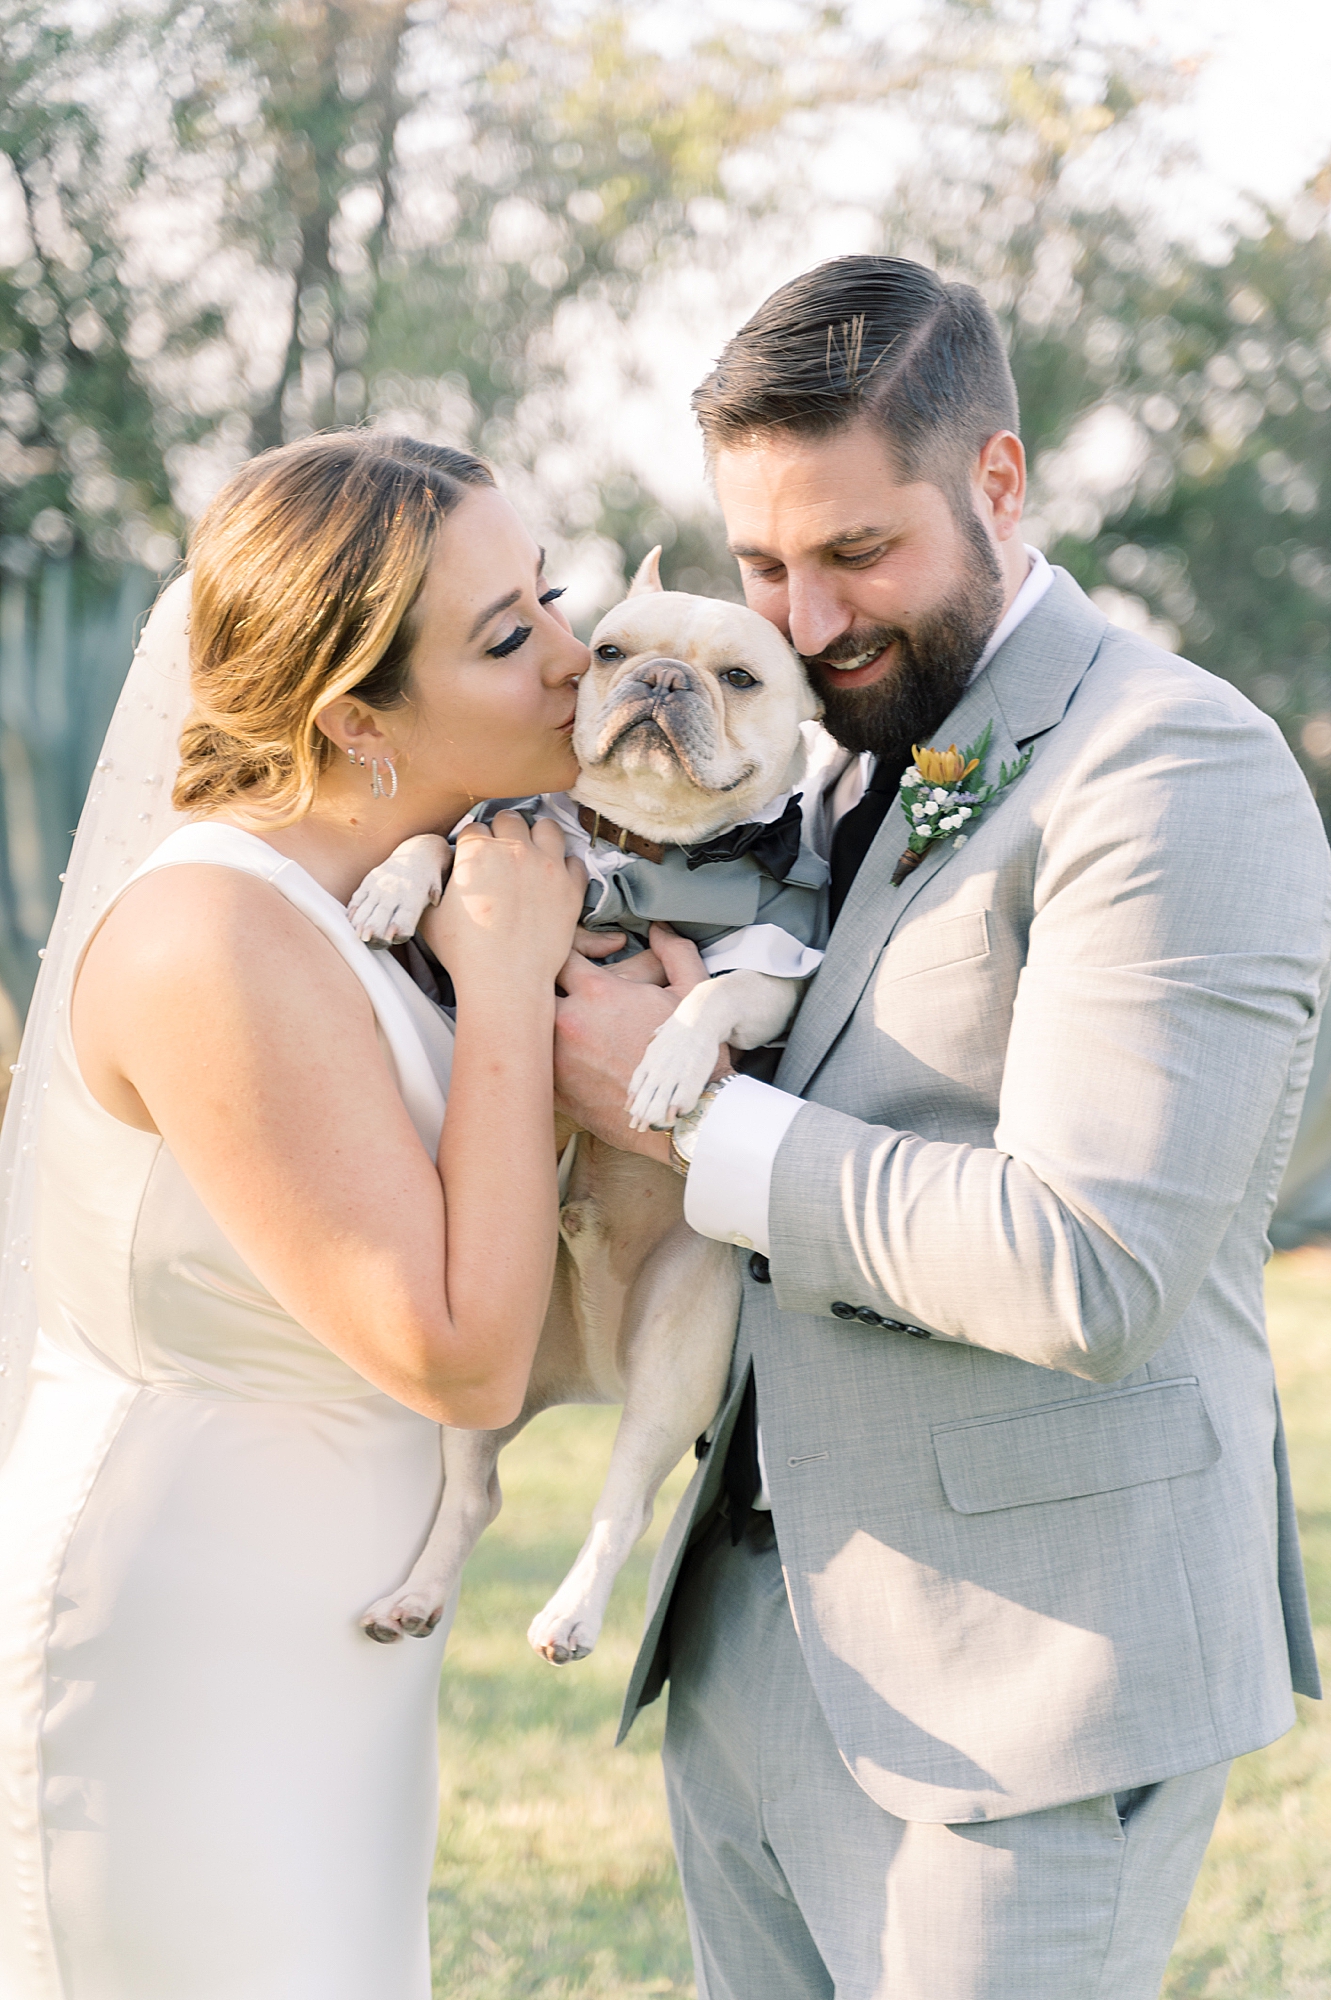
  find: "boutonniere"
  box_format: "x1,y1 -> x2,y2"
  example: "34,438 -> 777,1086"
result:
892,722 -> 1031,886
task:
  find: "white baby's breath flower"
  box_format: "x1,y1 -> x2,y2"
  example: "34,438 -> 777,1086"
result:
953,833 -> 968,847
931,787 -> 949,804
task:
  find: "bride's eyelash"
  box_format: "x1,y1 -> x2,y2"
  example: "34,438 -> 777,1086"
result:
486,623 -> 532,659
479,584 -> 563,664
485,585 -> 566,658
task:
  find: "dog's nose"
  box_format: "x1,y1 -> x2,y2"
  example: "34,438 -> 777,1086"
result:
636,656 -> 693,694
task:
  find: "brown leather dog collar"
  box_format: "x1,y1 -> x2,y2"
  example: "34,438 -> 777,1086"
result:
576,804 -> 668,865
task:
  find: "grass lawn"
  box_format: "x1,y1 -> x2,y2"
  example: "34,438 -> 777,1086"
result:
431,1253 -> 1331,1997
1164,1252 -> 1331,1999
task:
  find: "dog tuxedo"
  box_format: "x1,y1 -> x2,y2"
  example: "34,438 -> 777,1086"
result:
473,790 -> 829,980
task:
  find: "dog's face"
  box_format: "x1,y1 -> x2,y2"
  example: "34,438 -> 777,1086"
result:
571,549 -> 822,845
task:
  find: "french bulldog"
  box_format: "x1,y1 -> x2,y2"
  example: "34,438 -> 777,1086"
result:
354,550 -> 824,1662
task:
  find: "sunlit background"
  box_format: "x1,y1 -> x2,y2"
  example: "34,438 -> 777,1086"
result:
2,0 -> 1331,1020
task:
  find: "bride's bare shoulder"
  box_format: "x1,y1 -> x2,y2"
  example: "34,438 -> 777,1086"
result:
70,860 -> 382,1130
79,862 -> 368,1018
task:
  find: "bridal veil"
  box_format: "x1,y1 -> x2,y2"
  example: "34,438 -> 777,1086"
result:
0,575 -> 193,1466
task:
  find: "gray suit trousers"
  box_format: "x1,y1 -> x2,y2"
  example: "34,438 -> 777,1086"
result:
663,1515 -> 1229,2000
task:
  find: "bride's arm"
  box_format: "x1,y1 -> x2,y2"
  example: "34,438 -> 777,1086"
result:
71,814 -> 584,1429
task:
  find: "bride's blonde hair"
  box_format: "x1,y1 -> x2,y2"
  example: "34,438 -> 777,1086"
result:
174,431 -> 494,822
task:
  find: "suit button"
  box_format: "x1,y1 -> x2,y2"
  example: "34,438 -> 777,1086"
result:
748,1251 -> 772,1284
881,1319 -> 906,1332
856,1308 -> 882,1325
830,1300 -> 857,1319
907,1326 -> 932,1339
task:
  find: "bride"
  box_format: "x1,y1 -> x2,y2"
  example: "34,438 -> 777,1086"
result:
0,431 -> 589,1997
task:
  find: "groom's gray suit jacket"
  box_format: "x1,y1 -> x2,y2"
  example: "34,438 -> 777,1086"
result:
620,569 -> 1331,1825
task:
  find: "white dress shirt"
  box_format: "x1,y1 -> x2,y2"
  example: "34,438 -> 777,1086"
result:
684,550 -> 1054,1257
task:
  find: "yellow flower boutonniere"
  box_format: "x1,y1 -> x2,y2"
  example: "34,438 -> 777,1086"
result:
912,744 -> 979,787
892,721 -> 1031,886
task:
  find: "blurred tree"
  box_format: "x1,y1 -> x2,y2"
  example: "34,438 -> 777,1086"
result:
1025,195 -> 1331,824
153,1 -> 814,469
0,4 -> 174,1000
164,0 -> 415,447
0,0 -> 1180,565
0,2 -> 181,568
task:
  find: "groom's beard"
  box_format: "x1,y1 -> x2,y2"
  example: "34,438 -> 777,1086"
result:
803,514 -> 1006,762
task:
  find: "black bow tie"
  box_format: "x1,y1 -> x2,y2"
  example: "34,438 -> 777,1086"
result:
684,794 -> 805,880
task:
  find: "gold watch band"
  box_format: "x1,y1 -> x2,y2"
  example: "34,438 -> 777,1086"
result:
668,1074 -> 736,1178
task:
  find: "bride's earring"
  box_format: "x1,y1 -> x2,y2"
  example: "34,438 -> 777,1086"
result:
370,756 -> 398,801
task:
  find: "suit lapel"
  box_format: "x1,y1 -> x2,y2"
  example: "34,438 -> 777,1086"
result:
778,570 -> 1108,1099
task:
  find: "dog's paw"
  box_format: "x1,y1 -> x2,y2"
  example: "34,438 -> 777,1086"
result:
626,1015 -> 721,1132
359,1583 -> 449,1644
347,834 -> 449,945
526,1601 -> 599,1665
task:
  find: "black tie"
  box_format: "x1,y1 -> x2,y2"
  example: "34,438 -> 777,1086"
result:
828,751 -> 912,923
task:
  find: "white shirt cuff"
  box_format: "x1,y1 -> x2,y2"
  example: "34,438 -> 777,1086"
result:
682,1073 -> 804,1254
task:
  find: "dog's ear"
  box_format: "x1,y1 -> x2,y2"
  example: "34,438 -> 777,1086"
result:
627,545 -> 664,596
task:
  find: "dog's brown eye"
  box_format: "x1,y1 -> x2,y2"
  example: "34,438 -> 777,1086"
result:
595,644 -> 625,663
719,668 -> 758,690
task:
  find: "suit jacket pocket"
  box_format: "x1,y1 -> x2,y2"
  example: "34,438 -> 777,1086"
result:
932,1377 -> 1220,1515
877,907 -> 990,984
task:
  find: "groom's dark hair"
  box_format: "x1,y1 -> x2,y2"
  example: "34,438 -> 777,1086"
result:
692,256 -> 1019,503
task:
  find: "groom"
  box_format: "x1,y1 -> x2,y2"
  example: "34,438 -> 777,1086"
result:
554,256 -> 1330,1997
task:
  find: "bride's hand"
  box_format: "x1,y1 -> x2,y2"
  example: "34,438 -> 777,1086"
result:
419,812 -> 585,993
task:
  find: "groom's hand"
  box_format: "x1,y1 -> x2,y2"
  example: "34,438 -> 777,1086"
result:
555,924 -> 713,1161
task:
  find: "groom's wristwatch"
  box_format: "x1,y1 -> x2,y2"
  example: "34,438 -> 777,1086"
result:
667,1073 -> 738,1179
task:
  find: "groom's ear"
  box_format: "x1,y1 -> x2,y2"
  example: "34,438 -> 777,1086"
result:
627,545 -> 664,596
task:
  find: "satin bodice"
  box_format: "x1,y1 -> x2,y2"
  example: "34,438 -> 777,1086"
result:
33,823 -> 454,1403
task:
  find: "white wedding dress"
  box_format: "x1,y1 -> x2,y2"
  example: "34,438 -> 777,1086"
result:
0,820 -> 457,1998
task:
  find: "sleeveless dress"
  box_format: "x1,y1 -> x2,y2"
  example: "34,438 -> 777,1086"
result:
0,824 -> 457,2000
